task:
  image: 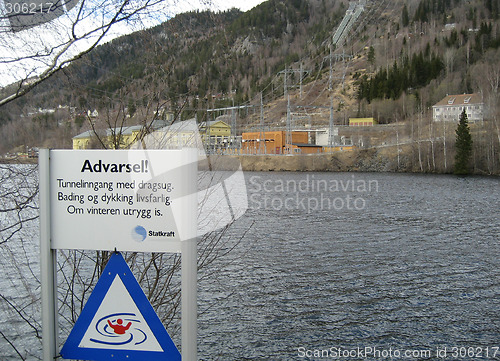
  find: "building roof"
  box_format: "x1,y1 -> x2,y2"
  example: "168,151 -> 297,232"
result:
158,118 -> 199,133
72,119 -> 169,140
433,93 -> 483,107
72,126 -> 142,139
199,119 -> 230,128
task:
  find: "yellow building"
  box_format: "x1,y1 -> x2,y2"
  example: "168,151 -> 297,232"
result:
349,117 -> 377,126
72,126 -> 141,149
199,119 -> 231,138
199,119 -> 232,152
72,120 -> 168,149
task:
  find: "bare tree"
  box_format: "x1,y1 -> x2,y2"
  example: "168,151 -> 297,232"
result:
0,0 -> 170,107
0,163 -> 39,245
470,49 -> 500,173
0,2 -> 253,358
0,129 -> 248,360
0,163 -> 41,360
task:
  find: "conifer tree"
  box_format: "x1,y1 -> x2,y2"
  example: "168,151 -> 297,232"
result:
368,46 -> 376,65
402,4 -> 410,27
454,109 -> 473,175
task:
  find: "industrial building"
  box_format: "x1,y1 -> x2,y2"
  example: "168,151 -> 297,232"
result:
349,117 -> 377,126
241,131 -> 323,154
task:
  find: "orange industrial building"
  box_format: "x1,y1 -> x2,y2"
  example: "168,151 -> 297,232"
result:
241,131 -> 322,154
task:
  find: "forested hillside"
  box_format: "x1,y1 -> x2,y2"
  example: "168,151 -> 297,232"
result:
0,0 -> 499,173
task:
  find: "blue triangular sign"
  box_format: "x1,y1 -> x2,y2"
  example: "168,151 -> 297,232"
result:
60,252 -> 181,361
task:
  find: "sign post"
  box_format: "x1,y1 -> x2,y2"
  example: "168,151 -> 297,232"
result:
182,238 -> 197,361
40,149 -> 198,361
39,149 -> 58,361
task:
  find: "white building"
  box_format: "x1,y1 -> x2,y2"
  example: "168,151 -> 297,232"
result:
132,118 -> 203,150
316,128 -> 338,146
432,93 -> 484,122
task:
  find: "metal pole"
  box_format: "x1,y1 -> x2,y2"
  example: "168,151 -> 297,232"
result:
181,239 -> 197,361
284,66 -> 287,98
299,62 -> 303,98
40,149 -> 58,361
181,148 -> 198,361
443,121 -> 447,170
260,92 -> 265,155
329,98 -> 334,150
286,96 -> 292,154
231,108 -> 236,143
329,44 -> 333,91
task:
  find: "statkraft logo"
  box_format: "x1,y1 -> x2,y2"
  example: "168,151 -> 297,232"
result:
131,226 -> 147,242
132,225 -> 176,242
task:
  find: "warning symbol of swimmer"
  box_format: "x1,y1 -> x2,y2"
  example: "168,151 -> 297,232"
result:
107,316 -> 132,335
60,252 -> 180,361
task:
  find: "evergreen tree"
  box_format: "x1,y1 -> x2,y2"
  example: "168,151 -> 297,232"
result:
402,4 -> 410,27
367,46 -> 375,66
454,109 -> 473,175
127,98 -> 136,118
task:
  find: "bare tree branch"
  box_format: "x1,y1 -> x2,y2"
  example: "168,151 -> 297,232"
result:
0,294 -> 41,339
0,330 -> 26,360
0,0 -> 168,107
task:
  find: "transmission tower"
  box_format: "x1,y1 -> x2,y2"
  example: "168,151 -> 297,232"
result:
278,64 -> 310,98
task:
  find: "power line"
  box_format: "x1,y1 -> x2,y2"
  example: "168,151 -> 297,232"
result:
278,64 -> 310,98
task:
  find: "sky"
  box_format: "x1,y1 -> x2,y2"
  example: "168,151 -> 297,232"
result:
217,0 -> 265,12
0,0 -> 266,88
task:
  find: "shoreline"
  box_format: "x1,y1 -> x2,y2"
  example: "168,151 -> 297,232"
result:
202,146 -> 499,176
0,158 -> 38,164
3,148 -> 498,176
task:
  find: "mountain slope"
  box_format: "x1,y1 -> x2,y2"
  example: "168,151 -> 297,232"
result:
1,0 -> 499,173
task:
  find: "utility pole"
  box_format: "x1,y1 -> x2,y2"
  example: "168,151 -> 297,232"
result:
443,121 -> 447,171
283,66 -> 288,97
324,45 -> 352,92
231,108 -> 236,153
278,66 -> 310,98
329,45 -> 333,91
299,62 -> 304,97
324,44 -> 334,91
260,92 -> 265,154
286,96 -> 292,154
396,114 -> 400,169
334,48 -> 353,91
329,98 -> 335,148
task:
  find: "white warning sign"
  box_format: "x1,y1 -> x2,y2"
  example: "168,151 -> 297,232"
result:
49,149 -> 197,253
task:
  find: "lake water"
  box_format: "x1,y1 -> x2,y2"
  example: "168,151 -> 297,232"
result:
1,171 -> 499,360
197,172 -> 500,360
